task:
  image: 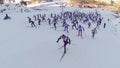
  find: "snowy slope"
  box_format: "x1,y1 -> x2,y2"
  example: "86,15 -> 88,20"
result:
0,4 -> 120,68
111,17 -> 120,35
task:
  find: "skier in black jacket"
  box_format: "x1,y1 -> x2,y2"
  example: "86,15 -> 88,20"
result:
4,14 -> 11,20
57,34 -> 71,54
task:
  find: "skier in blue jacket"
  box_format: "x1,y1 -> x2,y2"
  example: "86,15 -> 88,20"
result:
77,25 -> 85,37
63,23 -> 70,33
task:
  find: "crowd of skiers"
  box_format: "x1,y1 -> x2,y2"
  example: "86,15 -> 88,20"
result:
27,10 -> 107,39
2,10 -> 107,57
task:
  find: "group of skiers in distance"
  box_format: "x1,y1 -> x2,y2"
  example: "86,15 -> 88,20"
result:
27,10 -> 107,39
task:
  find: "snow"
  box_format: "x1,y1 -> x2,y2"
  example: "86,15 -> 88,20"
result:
0,3 -> 120,68
111,17 -> 120,32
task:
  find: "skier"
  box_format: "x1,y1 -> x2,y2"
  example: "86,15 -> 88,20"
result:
88,22 -> 91,28
47,18 -> 51,25
27,17 -> 31,23
4,14 -> 11,20
92,28 -> 97,38
41,16 -> 46,23
38,18 -> 41,25
53,21 -> 57,30
57,34 -> 71,54
63,23 -> 70,33
74,19 -> 79,27
96,22 -> 101,28
103,23 -> 106,28
72,20 -> 77,29
30,20 -> 36,28
77,25 -> 85,37
33,15 -> 37,21
52,18 -> 58,30
62,20 -> 66,27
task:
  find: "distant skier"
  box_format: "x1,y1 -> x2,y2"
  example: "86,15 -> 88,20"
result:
88,22 -> 91,28
63,23 -> 70,33
41,15 -> 46,23
96,22 -> 101,28
33,15 -> 37,21
27,17 -> 31,23
38,18 -> 41,25
62,20 -> 66,27
77,25 -> 85,37
52,18 -> 58,30
92,28 -> 97,38
4,14 -> 11,20
72,20 -> 77,29
103,23 -> 106,28
30,20 -> 36,28
53,22 -> 57,30
57,34 -> 71,54
47,18 -> 51,25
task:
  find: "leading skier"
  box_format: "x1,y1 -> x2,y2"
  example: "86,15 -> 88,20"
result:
57,34 -> 71,54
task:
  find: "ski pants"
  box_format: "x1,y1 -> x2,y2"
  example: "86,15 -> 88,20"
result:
63,41 -> 69,54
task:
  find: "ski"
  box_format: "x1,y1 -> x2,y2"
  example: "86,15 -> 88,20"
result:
59,52 -> 66,62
